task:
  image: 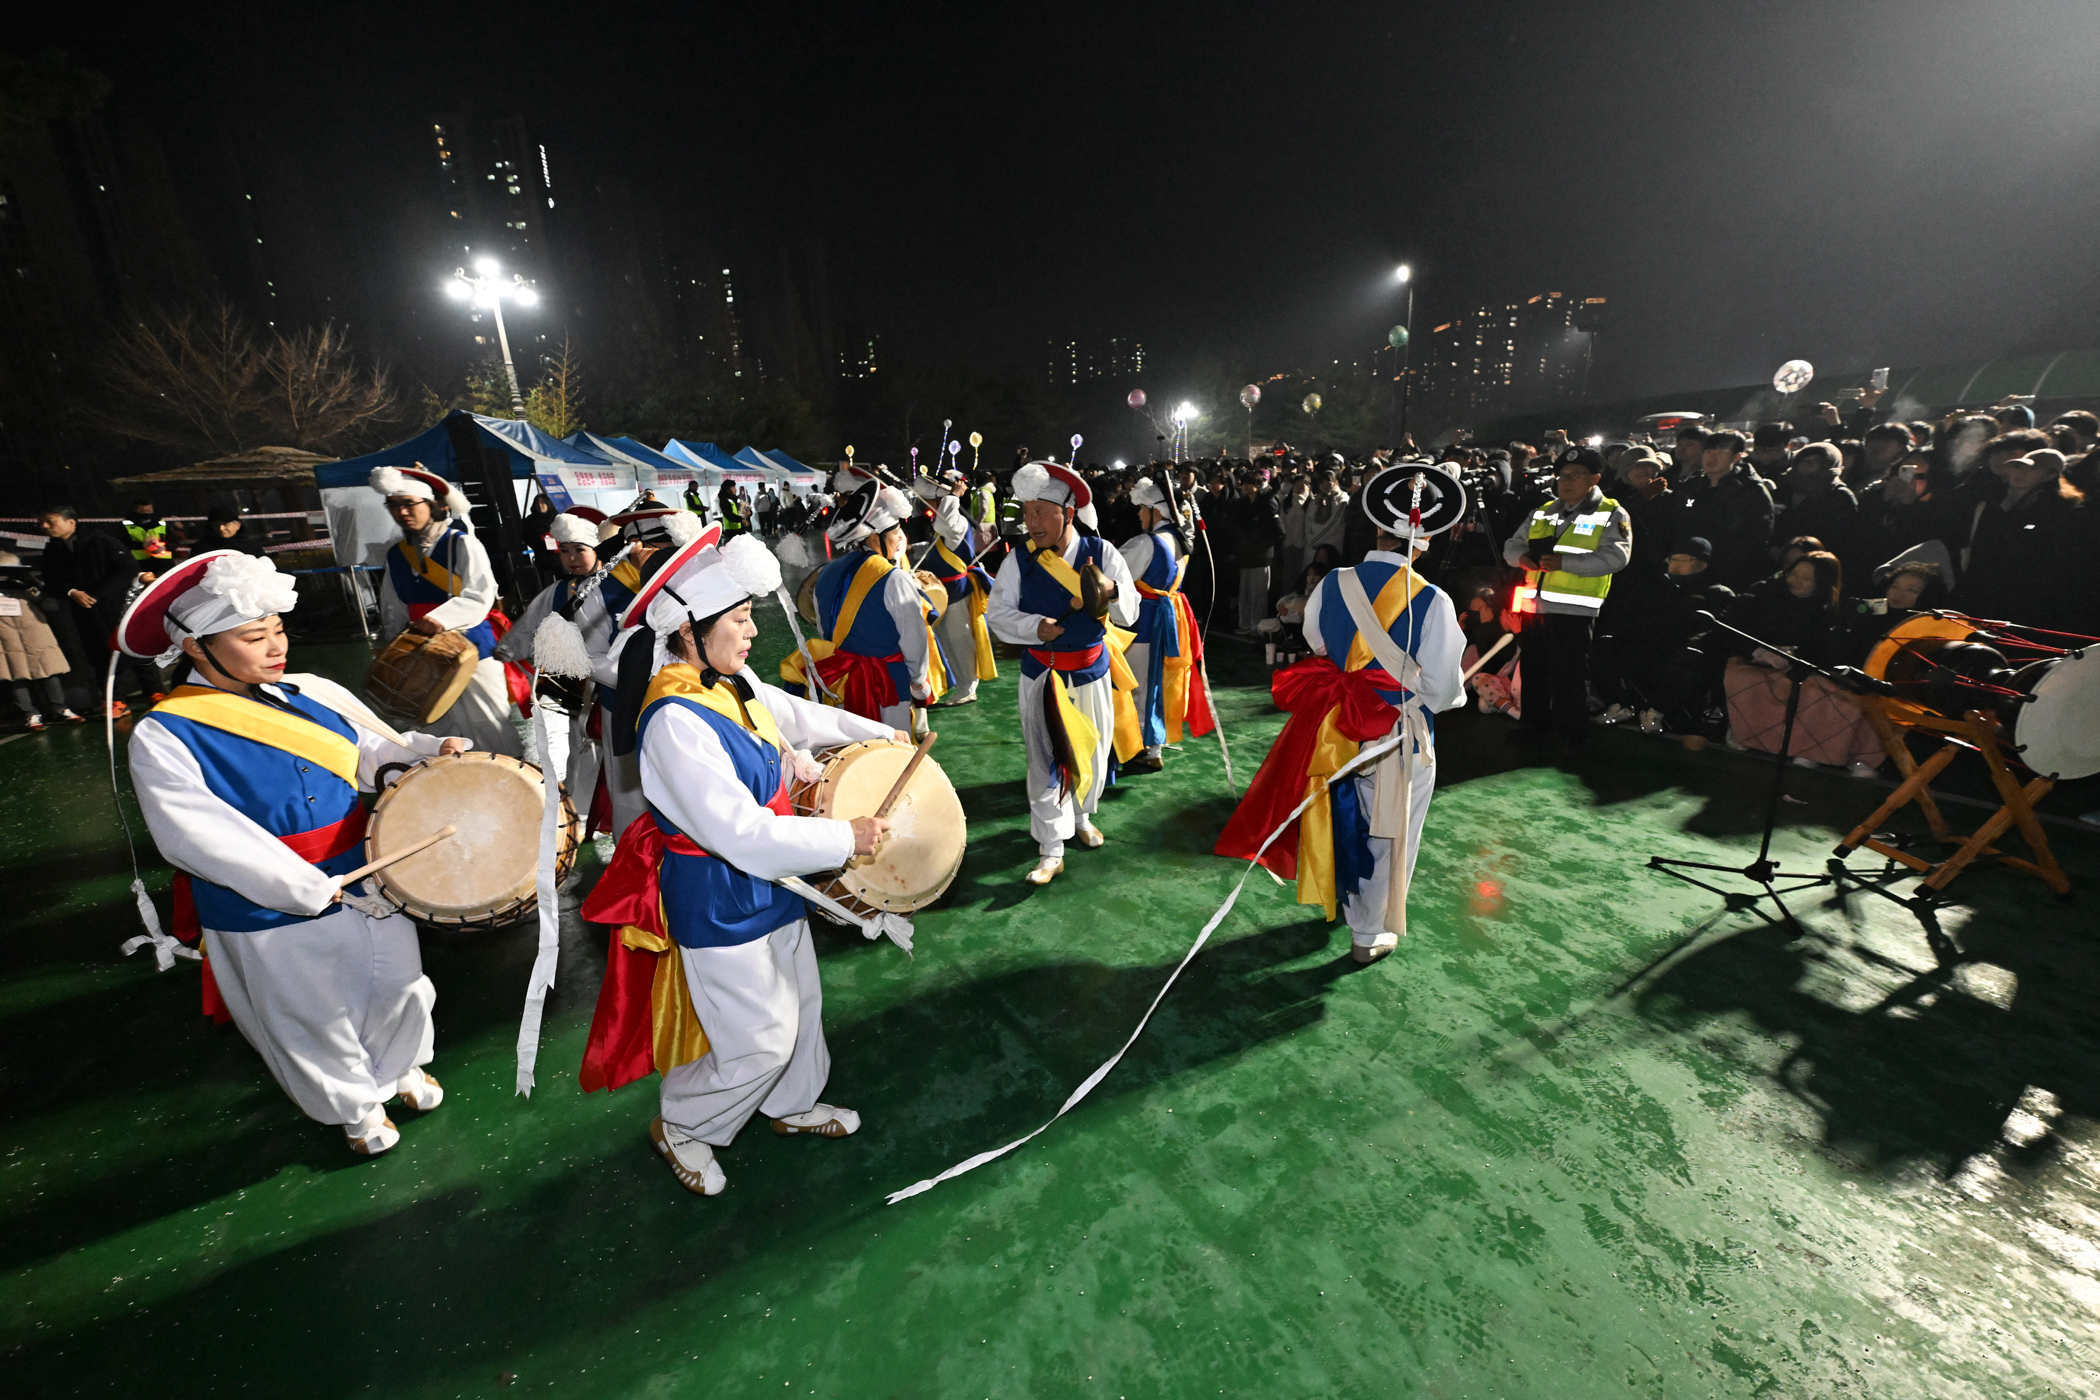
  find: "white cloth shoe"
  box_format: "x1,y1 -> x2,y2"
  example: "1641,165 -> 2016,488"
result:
345,1107 -> 400,1156
771,1103 -> 861,1137
395,1069 -> 443,1111
1025,857 -> 1063,885
1847,762 -> 1880,779
1595,704 -> 1634,726
1074,822 -> 1105,849
650,1117 -> 727,1196
1638,708 -> 1662,735
1351,933 -> 1401,965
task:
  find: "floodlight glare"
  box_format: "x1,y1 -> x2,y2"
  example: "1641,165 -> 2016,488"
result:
472,256 -> 500,276
443,279 -> 471,300
512,285 -> 539,307
1173,401 -> 1198,423
1396,264 -> 1412,284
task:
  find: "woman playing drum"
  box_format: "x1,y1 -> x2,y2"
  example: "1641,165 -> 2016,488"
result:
581,525 -> 904,1198
119,551 -> 467,1156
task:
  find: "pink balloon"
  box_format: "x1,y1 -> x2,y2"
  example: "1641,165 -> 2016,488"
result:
1127,389 -> 1147,410
1239,384 -> 1261,409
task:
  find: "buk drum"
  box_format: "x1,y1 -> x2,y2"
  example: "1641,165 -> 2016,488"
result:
366,627 -> 479,725
797,569 -> 822,625
2007,649 -> 2100,780
788,739 -> 966,918
366,752 -> 581,930
912,569 -> 949,617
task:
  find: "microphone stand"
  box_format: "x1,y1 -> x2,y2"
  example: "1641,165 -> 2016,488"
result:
1644,611 -> 1870,931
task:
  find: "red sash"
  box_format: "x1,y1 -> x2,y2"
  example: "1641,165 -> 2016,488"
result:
815,648 -> 903,718
1027,643 -> 1104,672
174,806 -> 370,1024
1212,656 -> 1400,878
578,787 -> 793,1094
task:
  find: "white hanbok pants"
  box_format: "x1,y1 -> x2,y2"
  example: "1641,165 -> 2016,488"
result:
204,905 -> 435,1127
660,919 -> 829,1146
431,655 -> 523,759
933,594 -> 979,704
1017,667 -> 1115,859
1339,757 -> 1437,944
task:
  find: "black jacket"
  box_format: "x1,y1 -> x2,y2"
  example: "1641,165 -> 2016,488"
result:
1676,466 -> 1776,589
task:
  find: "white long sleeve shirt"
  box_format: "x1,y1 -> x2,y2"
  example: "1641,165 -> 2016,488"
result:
378,521 -> 497,637
1300,553 -> 1467,715
129,675 -> 448,920
497,573 -> 618,686
932,496 -> 971,551
987,532 -> 1139,647
638,668 -> 891,881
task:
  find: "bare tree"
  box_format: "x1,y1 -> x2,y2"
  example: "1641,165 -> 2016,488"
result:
524,337 -> 585,438
87,304 -> 402,454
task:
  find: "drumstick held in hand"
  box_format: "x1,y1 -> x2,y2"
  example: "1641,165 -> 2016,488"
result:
874,732 -> 938,820
1460,632 -> 1514,684
335,825 -> 457,887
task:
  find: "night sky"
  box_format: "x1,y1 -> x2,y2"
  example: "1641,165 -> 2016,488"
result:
21,0 -> 2100,400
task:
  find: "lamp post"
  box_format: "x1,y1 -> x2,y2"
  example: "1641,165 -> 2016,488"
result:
1172,402 -> 1199,462
445,256 -> 539,418
1393,263 -> 1415,447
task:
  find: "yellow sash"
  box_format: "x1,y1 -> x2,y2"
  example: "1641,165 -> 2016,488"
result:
152,685 -> 362,787
642,663 -> 784,753
935,538 -> 999,681
394,538 -> 463,597
1030,540 -> 1141,761
780,552 -> 946,705
1135,555 -> 1194,744
1297,565 -> 1426,920
610,557 -> 643,592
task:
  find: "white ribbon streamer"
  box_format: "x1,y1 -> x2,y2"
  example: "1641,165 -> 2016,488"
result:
103,646 -> 200,971
515,701 -> 571,1095
779,875 -> 915,955
885,731 -> 1402,1205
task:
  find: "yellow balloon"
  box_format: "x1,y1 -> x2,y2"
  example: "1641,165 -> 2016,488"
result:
969,431 -> 983,448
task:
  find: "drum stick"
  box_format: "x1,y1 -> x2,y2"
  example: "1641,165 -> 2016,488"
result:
874,732 -> 938,820
1460,632 -> 1514,684
335,825 -> 457,887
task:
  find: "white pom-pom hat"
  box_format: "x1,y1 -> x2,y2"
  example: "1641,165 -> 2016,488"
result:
1012,461 -> 1097,530
118,550 -> 301,663
370,464 -> 472,532
546,512 -> 602,547
824,482 -> 912,547
619,528 -> 785,635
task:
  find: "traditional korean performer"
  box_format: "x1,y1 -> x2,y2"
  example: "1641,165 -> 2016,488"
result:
915,467 -> 998,707
120,550 -> 465,1154
1117,474 -> 1215,772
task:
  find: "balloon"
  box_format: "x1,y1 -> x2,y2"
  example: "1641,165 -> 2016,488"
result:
1772,359 -> 1814,394
1388,325 -> 1409,349
1127,389 -> 1147,410
1239,384 -> 1261,409
1070,434 -> 1084,459
968,431 -> 983,448
845,445 -> 855,459
1302,393 -> 1323,414
948,439 -> 961,456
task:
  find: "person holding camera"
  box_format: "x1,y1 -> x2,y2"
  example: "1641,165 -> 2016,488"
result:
1501,446 -> 1631,754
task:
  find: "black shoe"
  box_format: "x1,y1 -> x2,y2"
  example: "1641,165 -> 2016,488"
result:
1122,752 -> 1164,774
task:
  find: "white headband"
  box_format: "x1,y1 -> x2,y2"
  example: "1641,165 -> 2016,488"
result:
161,554 -> 299,665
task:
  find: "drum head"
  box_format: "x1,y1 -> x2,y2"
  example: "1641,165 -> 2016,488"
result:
368,753 -> 553,921
814,742 -> 966,913
2012,650 -> 2100,780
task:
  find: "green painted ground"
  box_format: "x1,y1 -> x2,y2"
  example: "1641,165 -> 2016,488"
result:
3,615 -> 2097,1399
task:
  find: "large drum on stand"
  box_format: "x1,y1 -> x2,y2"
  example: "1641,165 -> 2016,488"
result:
365,752 -> 582,930
2007,649 -> 2100,780
788,739 -> 966,918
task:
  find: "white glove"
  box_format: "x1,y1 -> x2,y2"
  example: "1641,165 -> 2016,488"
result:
787,747 -> 826,787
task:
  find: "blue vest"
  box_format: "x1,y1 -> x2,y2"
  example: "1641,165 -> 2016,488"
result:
637,694 -> 804,948
1133,530 -> 1183,642
814,552 -> 928,702
1017,536 -> 1114,684
386,526 -> 498,657
146,694 -> 365,932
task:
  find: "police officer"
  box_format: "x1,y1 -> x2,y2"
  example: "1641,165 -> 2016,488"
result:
1500,446 -> 1631,753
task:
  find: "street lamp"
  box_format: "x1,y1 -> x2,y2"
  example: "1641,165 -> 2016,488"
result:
1172,401 -> 1199,462
1393,263 -> 1416,446
446,257 -> 538,418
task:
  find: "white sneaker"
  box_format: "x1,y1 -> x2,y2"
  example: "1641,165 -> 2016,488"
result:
395,1069 -> 444,1111
1638,708 -> 1662,735
1595,704 -> 1634,726
1847,762 -> 1881,780
1351,933 -> 1400,965
649,1117 -> 727,1196
1791,756 -> 1818,769
771,1104 -> 861,1137
346,1107 -> 400,1156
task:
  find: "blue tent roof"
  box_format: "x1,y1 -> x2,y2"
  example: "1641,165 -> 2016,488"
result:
663,439 -> 744,474
733,447 -> 781,474
570,432 -> 687,475
761,449 -> 821,476
317,411 -> 608,489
